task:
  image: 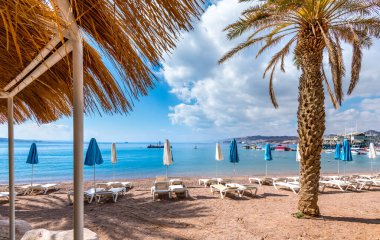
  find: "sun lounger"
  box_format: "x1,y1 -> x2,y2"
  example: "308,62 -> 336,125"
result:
107,181 -> 133,189
273,180 -> 300,194
0,192 -> 10,200
249,177 -> 279,186
210,184 -> 240,199
31,184 -> 58,194
95,187 -> 125,203
319,180 -> 359,191
151,181 -> 171,201
198,178 -> 218,187
225,183 -> 257,197
217,178 -> 232,185
15,184 -> 42,195
67,188 -> 105,204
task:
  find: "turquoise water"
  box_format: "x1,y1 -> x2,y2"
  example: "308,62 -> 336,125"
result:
0,142 -> 379,184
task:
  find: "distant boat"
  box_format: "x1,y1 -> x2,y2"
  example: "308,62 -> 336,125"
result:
274,145 -> 292,151
194,145 -> 197,149
147,141 -> 168,149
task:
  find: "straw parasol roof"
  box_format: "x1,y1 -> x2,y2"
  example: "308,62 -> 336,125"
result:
0,0 -> 203,124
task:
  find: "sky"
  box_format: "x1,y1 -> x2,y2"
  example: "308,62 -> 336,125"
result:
1,0 -> 380,142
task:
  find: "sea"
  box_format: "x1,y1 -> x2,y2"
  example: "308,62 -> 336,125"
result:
0,142 -> 378,184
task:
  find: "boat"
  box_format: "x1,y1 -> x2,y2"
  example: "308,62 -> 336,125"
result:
274,145 -> 292,151
324,149 -> 334,153
194,145 -> 197,149
147,141 -> 165,148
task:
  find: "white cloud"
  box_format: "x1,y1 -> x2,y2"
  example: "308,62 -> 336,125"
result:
162,0 -> 380,138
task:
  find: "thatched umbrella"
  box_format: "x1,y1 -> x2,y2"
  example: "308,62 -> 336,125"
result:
0,1 -> 203,239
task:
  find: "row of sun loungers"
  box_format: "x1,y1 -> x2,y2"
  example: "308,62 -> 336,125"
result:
67,181 -> 133,204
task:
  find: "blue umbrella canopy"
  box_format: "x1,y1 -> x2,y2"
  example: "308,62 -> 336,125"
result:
26,143 -> 39,165
229,139 -> 239,163
26,143 -> 39,186
264,143 -> 273,161
334,143 -> 341,160
85,138 -> 103,192
85,138 -> 104,166
341,139 -> 353,162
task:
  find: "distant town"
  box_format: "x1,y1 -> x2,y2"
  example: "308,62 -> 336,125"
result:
226,130 -> 380,149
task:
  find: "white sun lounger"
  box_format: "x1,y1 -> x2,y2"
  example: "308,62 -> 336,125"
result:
168,179 -> 189,198
249,177 -> 279,186
319,180 -> 359,191
225,183 -> 257,197
216,178 -> 232,185
15,183 -> 58,195
273,181 -> 300,194
210,184 -> 240,199
151,181 -> 171,201
0,192 -> 13,200
67,188 -> 105,204
198,178 -> 218,187
95,187 -> 125,203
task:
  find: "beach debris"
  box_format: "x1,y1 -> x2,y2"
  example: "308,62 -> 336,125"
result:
21,228 -> 98,240
0,219 -> 32,240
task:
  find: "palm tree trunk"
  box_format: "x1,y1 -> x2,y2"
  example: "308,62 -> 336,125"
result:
296,31 -> 325,216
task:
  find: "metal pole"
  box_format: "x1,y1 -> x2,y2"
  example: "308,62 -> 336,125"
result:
166,166 -> 168,179
266,162 -> 268,177
8,97 -> 15,240
31,164 -> 34,186
73,35 -> 84,240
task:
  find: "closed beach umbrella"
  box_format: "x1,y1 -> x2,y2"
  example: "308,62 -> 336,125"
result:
85,138 -> 104,191
340,139 -> 352,176
215,143 -> 223,177
111,143 -> 117,179
163,139 -> 173,178
229,139 -> 239,175
296,144 -> 301,175
368,142 -> 377,174
334,143 -> 341,175
264,143 -> 273,176
26,143 -> 39,186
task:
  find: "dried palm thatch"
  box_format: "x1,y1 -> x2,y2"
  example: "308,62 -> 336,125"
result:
0,0 -> 203,124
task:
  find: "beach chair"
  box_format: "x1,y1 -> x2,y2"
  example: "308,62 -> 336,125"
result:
353,178 -> 374,190
225,183 -> 257,197
151,181 -> 171,201
198,178 -> 218,187
169,181 -> 189,199
249,177 -> 278,186
209,184 -> 240,199
107,181 -> 133,189
15,184 -> 42,195
319,180 -> 359,192
96,187 -> 125,203
273,179 -> 300,194
67,188 -> 105,204
217,178 -> 232,185
28,183 -> 58,195
0,192 -> 9,200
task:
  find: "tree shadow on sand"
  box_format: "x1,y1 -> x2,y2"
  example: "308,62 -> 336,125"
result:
321,215 -> 380,224
0,191 -> 210,239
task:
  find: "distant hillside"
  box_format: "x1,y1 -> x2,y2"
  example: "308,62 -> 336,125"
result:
0,138 -> 43,143
223,135 -> 298,144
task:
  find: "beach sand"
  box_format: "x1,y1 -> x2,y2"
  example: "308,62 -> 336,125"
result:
1,177 -> 379,240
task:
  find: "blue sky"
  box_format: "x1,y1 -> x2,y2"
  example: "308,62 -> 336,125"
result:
1,0 -> 380,142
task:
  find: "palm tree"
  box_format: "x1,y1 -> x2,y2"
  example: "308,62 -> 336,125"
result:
219,0 -> 380,216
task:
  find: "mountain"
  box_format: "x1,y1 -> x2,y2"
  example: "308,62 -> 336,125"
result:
0,138 -> 43,143
223,135 -> 298,144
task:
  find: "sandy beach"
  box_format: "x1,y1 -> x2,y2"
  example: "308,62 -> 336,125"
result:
1,176 -> 379,240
